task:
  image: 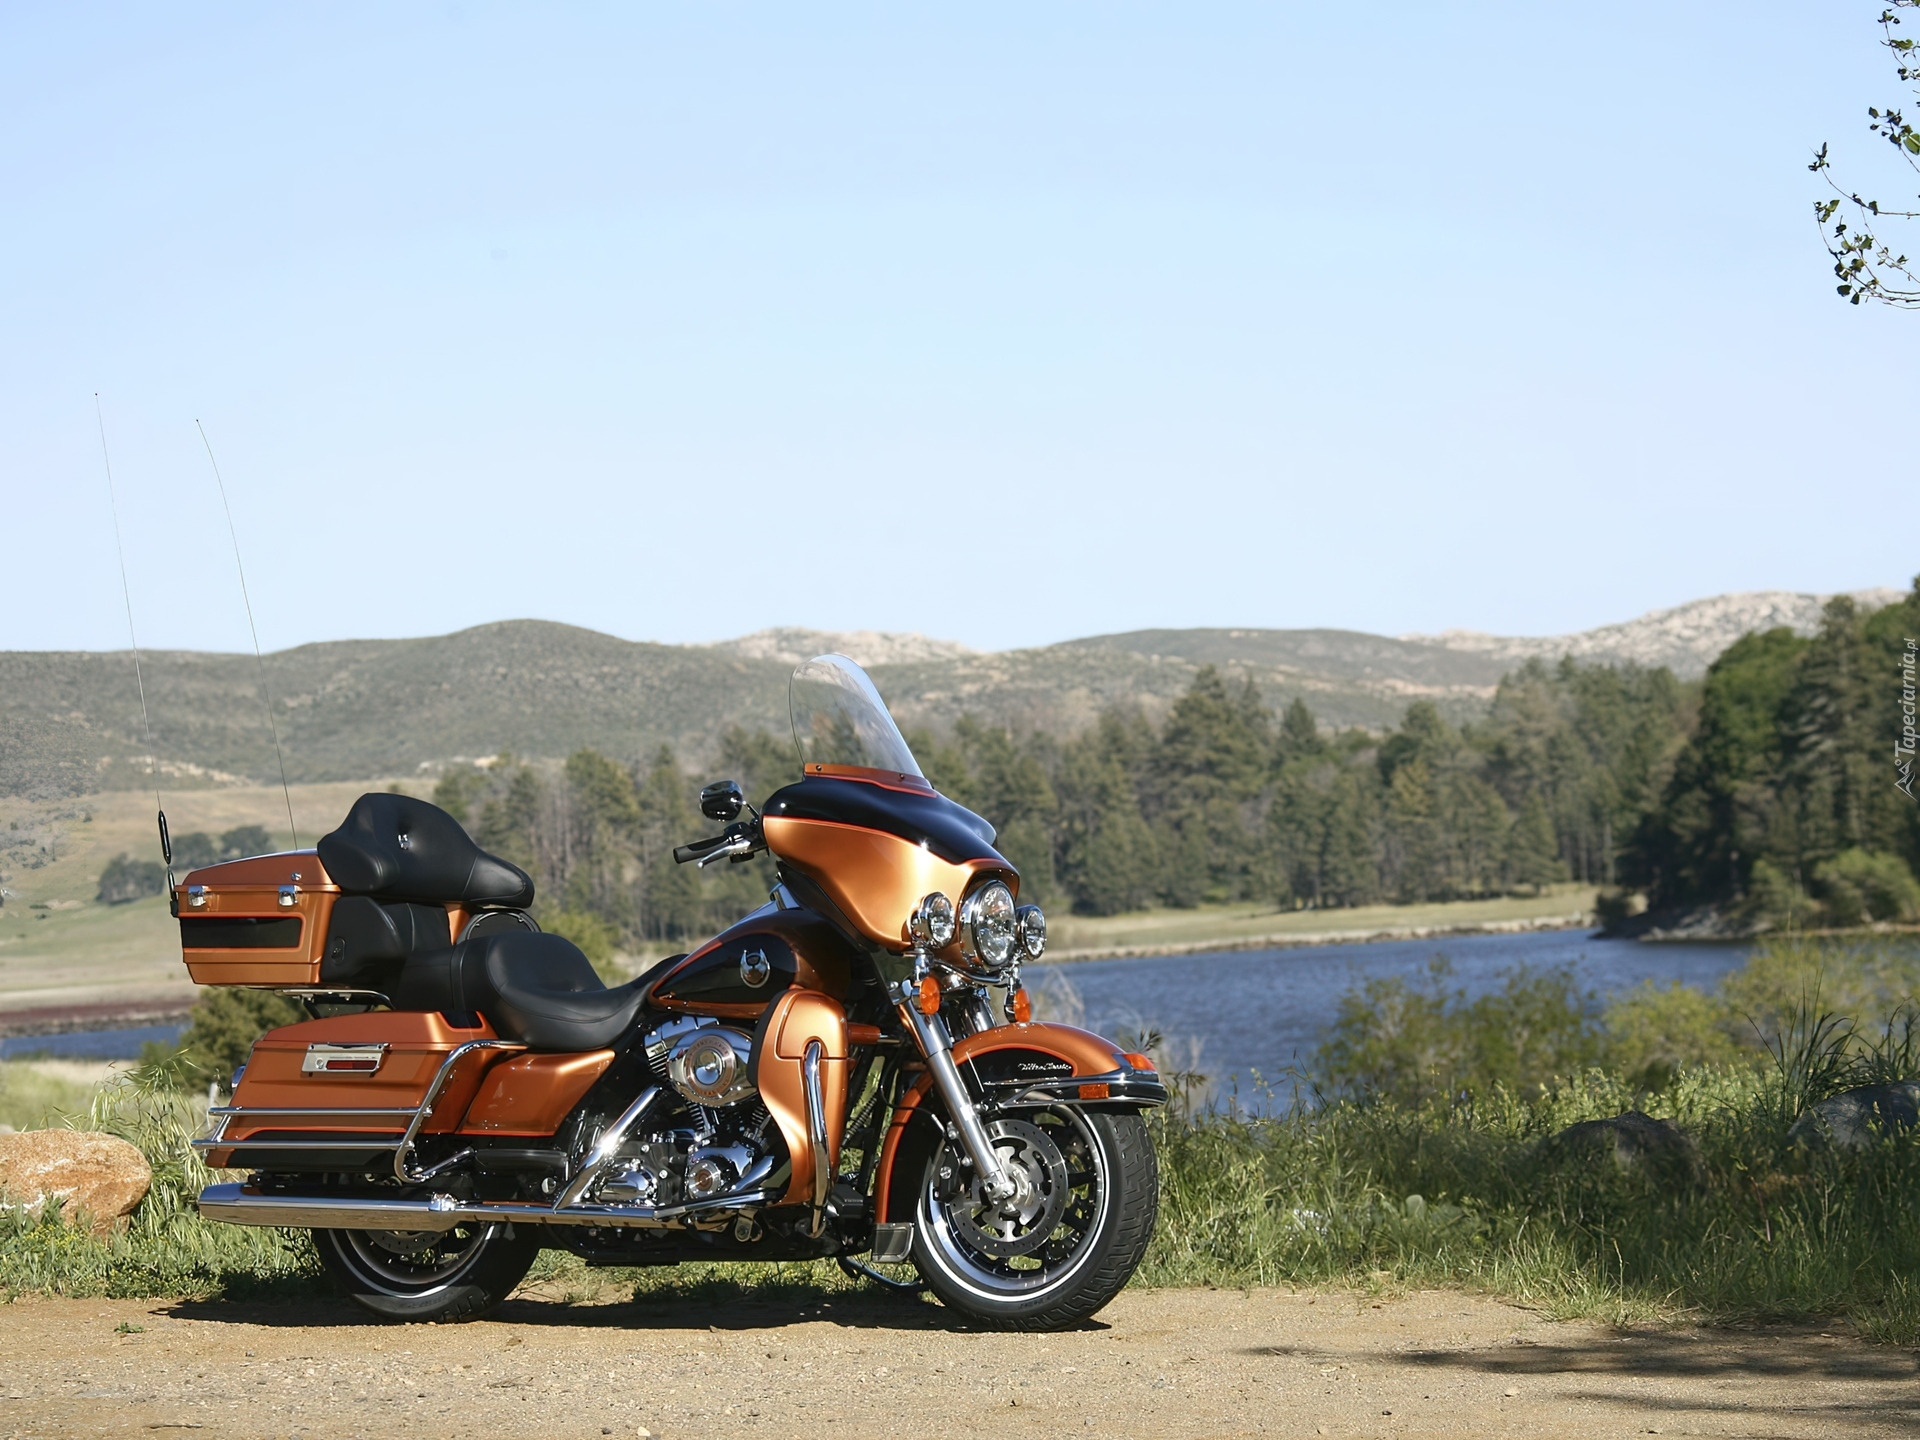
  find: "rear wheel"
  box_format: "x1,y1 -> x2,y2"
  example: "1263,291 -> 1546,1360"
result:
314,1219 -> 539,1323
910,1104 -> 1157,1331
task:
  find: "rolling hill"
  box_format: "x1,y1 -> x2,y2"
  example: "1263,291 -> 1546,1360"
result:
0,588 -> 1896,796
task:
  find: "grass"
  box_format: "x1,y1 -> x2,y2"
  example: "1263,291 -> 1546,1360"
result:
1136,1064 -> 1920,1342
0,1059 -> 112,1132
1042,884 -> 1599,960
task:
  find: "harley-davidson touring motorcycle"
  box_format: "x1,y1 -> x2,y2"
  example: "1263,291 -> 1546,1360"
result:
183,655 -> 1165,1329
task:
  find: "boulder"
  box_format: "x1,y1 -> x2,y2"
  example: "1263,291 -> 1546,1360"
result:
0,1130 -> 152,1235
1788,1082 -> 1920,1152
1544,1110 -> 1702,1189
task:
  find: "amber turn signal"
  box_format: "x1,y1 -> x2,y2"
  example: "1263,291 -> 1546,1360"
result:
1011,987 -> 1032,1023
917,975 -> 942,1016
1122,1051 -> 1155,1071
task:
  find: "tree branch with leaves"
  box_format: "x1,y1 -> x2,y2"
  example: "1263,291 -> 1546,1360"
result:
1811,3 -> 1920,307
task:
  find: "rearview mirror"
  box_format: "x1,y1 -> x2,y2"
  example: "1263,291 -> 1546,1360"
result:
700,780 -> 745,822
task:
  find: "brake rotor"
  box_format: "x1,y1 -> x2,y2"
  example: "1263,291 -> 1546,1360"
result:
947,1118 -> 1069,1259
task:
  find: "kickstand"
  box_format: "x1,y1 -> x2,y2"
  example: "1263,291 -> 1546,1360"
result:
838,1255 -> 927,1293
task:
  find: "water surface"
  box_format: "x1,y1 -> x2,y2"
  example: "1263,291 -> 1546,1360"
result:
1030,928 -> 1752,1110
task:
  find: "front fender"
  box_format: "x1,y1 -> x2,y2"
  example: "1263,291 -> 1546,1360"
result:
871,1021 -> 1167,1224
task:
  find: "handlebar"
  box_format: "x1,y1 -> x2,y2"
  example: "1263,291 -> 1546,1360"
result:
672,820 -> 765,867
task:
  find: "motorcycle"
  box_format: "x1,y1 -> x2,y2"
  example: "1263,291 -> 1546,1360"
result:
182,654 -> 1166,1329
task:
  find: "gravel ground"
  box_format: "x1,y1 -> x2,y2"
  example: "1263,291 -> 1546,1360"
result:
2,1285 -> 1916,1439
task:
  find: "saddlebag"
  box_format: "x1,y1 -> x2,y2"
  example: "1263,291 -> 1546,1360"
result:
198,1011 -> 613,1170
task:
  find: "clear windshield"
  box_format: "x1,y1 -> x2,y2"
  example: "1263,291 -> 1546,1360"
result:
789,654 -> 925,778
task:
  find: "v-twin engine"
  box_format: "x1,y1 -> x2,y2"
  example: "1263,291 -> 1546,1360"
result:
590,1017 -> 777,1208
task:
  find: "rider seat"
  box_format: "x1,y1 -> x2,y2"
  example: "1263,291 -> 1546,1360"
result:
394,931 -> 678,1052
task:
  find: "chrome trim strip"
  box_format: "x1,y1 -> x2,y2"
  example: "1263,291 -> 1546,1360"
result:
990,1070 -> 1171,1108
191,1138 -> 401,1154
207,1105 -> 420,1119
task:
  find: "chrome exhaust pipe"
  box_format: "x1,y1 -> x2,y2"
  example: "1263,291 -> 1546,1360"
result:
196,1181 -> 775,1232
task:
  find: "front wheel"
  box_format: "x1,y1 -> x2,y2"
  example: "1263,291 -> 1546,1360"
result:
314,1219 -> 540,1322
910,1105 -> 1157,1331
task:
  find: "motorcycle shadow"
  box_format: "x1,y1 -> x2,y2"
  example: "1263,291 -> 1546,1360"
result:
162,1284 -> 1112,1334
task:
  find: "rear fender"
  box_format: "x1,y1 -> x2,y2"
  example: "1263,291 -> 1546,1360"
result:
872,1021 -> 1166,1223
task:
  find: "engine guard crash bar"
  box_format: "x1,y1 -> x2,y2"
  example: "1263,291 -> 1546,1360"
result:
193,1039 -> 528,1186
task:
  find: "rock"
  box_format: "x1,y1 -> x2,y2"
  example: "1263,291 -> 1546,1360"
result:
0,1130 -> 151,1235
1543,1111 -> 1702,1189
1788,1083 -> 1920,1152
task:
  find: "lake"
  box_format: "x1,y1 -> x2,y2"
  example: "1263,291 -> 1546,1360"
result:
0,1024 -> 184,1061
1029,927 -> 1753,1110
0,929 -> 1752,1095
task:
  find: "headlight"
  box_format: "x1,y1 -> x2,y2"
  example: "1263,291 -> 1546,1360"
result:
909,891 -> 956,950
1015,904 -> 1046,960
958,880 -> 1018,974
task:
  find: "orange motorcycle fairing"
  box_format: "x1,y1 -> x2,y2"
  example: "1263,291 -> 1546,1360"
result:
213,1011 -> 507,1165
751,989 -> 850,1206
871,1022 -> 1135,1223
762,814 -> 1010,951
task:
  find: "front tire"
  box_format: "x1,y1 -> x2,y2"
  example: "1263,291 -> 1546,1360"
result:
314,1220 -> 540,1323
910,1105 -> 1157,1331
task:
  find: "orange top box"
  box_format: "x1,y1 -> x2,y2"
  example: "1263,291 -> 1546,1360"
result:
175,851 -> 342,988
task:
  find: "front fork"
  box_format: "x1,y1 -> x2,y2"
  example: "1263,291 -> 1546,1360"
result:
895,983 -> 1017,1205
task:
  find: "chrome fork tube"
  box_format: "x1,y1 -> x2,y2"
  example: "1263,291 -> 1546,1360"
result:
898,997 -> 1016,1203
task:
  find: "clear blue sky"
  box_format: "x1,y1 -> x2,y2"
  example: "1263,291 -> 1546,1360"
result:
3,3 -> 1911,657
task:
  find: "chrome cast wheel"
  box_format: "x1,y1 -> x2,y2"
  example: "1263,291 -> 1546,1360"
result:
911,1105 -> 1156,1329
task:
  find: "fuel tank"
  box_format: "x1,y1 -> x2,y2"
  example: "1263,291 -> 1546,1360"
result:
647,898 -> 863,1017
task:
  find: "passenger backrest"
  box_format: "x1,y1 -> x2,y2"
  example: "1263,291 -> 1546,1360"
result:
316,792 -> 535,908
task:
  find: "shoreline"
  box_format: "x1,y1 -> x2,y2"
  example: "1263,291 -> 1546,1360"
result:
1041,910 -> 1600,964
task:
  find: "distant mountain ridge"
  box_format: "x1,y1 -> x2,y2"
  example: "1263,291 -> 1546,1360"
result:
0,587 -> 1896,796
1404,588 -> 1902,676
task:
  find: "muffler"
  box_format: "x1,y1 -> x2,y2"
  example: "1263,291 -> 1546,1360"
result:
196,1181 -> 774,1231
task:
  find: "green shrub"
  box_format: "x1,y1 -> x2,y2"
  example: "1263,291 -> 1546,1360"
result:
1814,849 -> 1920,926
138,988 -> 306,1093
95,854 -> 165,905
1313,959 -> 1604,1106
1603,979 -> 1745,1090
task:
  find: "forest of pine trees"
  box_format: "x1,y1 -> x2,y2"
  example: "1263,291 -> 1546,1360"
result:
429,580 -> 1920,955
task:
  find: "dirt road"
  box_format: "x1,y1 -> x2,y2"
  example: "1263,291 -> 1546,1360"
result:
2,1285 -> 1913,1439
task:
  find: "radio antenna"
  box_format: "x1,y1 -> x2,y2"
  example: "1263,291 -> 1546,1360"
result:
196,419 -> 299,851
95,394 -> 171,887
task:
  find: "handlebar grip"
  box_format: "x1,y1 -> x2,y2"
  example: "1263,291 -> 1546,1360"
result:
672,834 -> 728,864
